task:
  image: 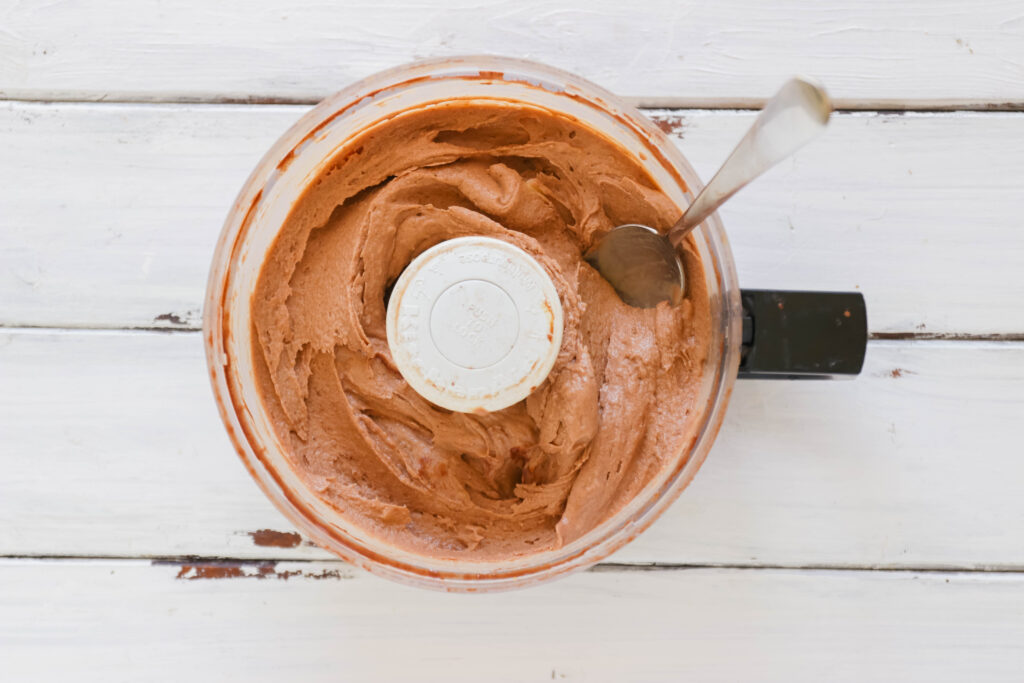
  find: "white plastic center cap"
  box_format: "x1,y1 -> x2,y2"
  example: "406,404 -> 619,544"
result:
386,236 -> 563,413
430,280 -> 519,369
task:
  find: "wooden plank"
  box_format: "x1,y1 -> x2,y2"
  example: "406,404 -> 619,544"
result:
2,329 -> 1023,569
2,1 -> 1024,107
0,102 -> 297,330
3,103 -> 1024,334
3,559 -> 1023,680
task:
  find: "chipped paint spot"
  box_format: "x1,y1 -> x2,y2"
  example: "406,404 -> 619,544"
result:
175,563 -> 263,580
154,312 -> 187,326
652,114 -> 686,136
165,561 -> 349,581
249,529 -> 302,548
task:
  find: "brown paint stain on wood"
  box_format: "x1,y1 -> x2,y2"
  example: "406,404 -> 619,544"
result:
154,312 -> 187,326
167,561 -> 347,581
176,563 -> 271,580
652,114 -> 686,135
249,529 -> 302,548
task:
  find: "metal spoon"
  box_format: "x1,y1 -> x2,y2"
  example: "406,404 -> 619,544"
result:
585,77 -> 832,308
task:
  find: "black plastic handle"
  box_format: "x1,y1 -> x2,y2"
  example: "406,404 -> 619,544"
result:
738,289 -> 867,380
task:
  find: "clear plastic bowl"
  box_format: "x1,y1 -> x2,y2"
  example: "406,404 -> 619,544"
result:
204,56 -> 742,591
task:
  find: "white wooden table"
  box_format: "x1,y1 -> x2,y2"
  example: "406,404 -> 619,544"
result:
3,2 -> 1024,680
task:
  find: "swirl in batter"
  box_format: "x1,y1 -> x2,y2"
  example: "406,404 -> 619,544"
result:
252,101 -> 711,560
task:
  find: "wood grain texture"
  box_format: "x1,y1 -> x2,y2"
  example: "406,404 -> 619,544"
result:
3,559 -> 1024,681
2,102 -> 1023,334
3,329 -> 1022,568
1,1 -> 1023,107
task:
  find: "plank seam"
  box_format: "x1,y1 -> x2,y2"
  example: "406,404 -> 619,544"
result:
5,97 -> 1024,115
4,554 -> 1024,575
4,93 -> 1024,111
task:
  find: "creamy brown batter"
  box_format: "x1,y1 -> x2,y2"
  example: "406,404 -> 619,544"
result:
252,100 -> 711,561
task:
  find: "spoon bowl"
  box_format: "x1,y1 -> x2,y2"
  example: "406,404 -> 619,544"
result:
586,77 -> 831,308
583,224 -> 685,308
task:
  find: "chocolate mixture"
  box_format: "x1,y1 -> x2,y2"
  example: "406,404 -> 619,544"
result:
252,101 -> 712,560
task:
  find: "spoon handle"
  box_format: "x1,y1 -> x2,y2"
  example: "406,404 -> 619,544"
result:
668,77 -> 831,245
